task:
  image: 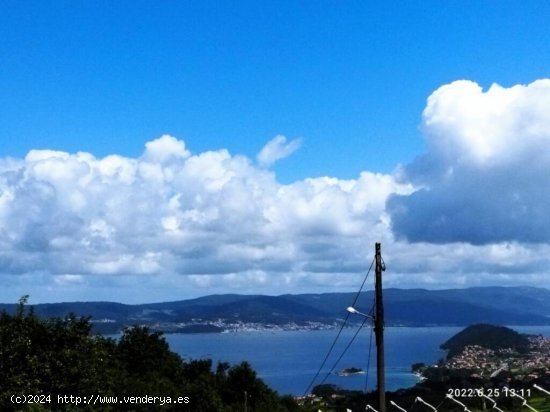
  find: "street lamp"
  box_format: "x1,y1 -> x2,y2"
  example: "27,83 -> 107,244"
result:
346,306 -> 374,320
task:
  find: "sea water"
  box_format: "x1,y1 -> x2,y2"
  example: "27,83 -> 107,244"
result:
164,326 -> 448,395
163,325 -> 550,395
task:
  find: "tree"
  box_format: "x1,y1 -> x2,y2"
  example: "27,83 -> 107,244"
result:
0,297 -> 299,412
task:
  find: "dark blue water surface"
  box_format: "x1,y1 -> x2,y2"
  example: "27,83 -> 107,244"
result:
161,326 -> 550,395
161,326 -> 549,395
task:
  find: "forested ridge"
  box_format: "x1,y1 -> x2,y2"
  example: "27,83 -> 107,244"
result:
2,287 -> 549,334
440,323 -> 530,358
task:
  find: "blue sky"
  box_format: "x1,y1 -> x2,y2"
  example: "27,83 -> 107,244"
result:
1,2 -> 550,303
3,1 -> 549,179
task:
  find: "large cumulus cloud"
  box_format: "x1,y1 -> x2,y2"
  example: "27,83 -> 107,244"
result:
0,135 -> 411,290
5,79 -> 550,302
388,79 -> 550,244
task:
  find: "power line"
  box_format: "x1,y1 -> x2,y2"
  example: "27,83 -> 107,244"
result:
303,257 -> 375,395
352,257 -> 376,307
318,316 -> 369,386
302,311 -> 351,396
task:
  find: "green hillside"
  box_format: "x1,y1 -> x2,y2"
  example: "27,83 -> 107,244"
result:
440,323 -> 530,358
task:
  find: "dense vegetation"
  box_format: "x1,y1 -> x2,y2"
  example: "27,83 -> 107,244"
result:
0,296 -> 299,411
440,323 -> 530,358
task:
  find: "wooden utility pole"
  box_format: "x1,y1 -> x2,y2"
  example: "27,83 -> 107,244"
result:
374,242 -> 386,412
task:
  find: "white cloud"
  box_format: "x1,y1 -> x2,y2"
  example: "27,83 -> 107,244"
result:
421,79 -> 550,165
0,135 -> 411,302
142,134 -> 190,162
4,80 -> 550,302
256,135 -> 302,166
388,79 -> 550,244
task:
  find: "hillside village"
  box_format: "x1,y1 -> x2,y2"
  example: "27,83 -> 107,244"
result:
441,334 -> 550,382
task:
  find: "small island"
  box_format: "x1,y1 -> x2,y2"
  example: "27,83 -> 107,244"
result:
337,367 -> 365,376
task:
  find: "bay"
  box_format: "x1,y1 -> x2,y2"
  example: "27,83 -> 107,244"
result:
162,325 -> 550,395
164,326 -> 446,396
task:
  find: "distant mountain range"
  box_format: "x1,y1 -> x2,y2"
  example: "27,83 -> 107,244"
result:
2,286 -> 549,333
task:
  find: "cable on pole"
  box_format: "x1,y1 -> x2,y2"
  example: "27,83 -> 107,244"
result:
352,257 -> 375,307
303,257 -> 375,395
302,310 -> 351,396
317,316 -> 369,386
